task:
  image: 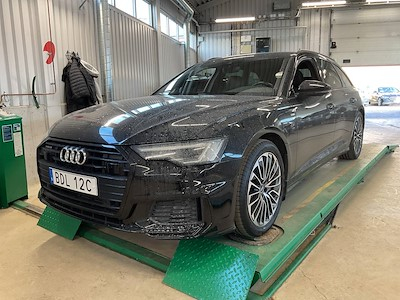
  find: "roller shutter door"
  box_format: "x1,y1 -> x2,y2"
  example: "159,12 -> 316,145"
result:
330,7 -> 400,66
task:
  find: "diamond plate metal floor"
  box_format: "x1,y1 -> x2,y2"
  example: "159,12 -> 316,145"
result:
163,238 -> 258,300
32,144 -> 397,299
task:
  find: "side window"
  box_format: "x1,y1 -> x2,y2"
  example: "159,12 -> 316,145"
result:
333,65 -> 353,88
292,59 -> 319,92
320,61 -> 343,89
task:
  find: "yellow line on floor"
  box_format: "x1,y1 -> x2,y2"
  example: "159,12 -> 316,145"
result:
280,162 -> 356,223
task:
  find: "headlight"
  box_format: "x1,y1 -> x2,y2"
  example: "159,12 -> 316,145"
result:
133,138 -> 227,166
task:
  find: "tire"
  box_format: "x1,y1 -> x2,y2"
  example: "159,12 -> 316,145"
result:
235,141 -> 285,238
339,111 -> 364,160
378,98 -> 383,106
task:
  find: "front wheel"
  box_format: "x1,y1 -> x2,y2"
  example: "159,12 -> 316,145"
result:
340,111 -> 364,160
235,141 -> 285,238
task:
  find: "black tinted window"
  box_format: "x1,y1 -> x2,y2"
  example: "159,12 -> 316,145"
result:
292,59 -> 320,91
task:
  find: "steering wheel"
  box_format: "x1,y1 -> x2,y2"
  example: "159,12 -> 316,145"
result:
252,81 -> 273,88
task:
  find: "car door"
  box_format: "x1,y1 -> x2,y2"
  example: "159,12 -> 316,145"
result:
290,56 -> 336,178
318,59 -> 359,153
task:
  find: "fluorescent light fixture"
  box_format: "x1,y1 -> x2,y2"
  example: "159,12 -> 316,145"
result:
302,1 -> 346,7
215,17 -> 255,23
367,0 -> 400,2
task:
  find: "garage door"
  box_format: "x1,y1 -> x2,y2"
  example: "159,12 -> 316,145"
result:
331,7 -> 400,67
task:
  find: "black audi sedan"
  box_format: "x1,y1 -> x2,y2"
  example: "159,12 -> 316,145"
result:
37,51 -> 364,239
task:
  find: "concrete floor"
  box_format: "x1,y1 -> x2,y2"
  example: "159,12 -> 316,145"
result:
0,105 -> 399,299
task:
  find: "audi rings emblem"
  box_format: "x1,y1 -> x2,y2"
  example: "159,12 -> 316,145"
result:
59,146 -> 87,165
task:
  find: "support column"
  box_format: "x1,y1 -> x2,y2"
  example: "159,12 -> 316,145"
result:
96,0 -> 113,102
153,0 -> 162,87
184,21 -> 191,68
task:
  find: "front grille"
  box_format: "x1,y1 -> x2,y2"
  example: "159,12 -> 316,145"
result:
37,138 -> 131,223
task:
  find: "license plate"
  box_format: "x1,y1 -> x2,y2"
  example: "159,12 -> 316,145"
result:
49,167 -> 98,196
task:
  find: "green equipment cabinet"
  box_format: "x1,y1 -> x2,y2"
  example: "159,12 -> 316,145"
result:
0,114 -> 28,208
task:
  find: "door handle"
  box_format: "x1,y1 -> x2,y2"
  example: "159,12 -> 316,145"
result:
326,103 -> 335,110
349,97 -> 357,103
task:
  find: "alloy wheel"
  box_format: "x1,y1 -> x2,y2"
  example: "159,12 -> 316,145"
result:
247,152 -> 282,227
353,114 -> 363,156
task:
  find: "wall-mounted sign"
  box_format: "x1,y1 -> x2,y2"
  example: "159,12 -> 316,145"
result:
241,35 -> 252,43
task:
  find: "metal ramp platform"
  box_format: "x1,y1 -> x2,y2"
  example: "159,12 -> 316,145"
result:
15,144 -> 397,299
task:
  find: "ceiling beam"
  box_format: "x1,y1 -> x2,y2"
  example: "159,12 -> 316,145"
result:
196,0 -> 231,12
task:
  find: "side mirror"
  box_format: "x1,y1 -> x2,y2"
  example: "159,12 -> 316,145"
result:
298,80 -> 331,95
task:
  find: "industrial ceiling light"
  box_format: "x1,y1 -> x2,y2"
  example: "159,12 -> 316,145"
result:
302,1 -> 346,7
367,0 -> 400,2
215,17 -> 256,23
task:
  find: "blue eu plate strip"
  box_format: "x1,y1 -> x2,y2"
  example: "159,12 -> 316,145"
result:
48,167 -> 54,184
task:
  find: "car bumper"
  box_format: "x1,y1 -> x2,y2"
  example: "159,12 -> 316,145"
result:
37,138 -> 240,239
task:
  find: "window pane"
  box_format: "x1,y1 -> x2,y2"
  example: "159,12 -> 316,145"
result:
190,33 -> 196,49
116,0 -> 133,16
322,62 -> 343,89
108,0 -> 115,6
334,65 -> 353,87
169,19 -> 177,39
161,13 -> 168,34
178,26 -> 185,42
136,0 -> 151,25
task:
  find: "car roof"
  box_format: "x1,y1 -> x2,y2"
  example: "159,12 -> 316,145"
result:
204,50 -> 334,65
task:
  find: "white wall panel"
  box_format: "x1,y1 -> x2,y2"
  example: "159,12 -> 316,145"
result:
198,19 -> 305,62
0,0 -> 99,189
330,7 -> 400,66
159,34 -> 185,85
198,32 -> 231,62
110,7 -> 158,100
299,9 -> 331,56
189,48 -> 197,66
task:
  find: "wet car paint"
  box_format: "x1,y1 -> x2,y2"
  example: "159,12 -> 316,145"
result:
37,51 -> 364,239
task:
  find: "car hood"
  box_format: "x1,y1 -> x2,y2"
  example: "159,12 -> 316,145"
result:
49,95 -> 279,145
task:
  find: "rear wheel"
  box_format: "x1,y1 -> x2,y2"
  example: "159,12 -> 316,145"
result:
235,141 -> 285,238
340,111 -> 364,160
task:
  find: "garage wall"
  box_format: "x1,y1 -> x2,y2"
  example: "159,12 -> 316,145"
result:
159,34 -> 185,85
0,0 -> 99,190
199,20 -> 306,62
109,7 -> 186,99
195,0 -> 303,23
299,9 -> 331,56
330,6 -> 400,66
198,24 -> 232,61
110,7 -> 158,100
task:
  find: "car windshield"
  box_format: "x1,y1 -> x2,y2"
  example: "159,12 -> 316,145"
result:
378,87 -> 399,93
155,57 -> 287,96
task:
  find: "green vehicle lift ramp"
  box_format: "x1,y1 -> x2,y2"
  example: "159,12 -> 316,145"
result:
14,144 -> 397,299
